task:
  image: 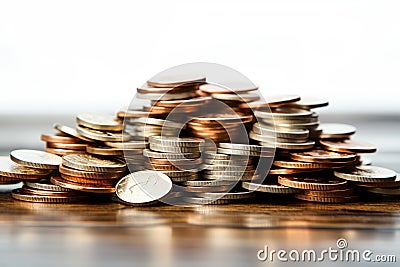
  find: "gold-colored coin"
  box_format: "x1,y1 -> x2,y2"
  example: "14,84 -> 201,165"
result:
199,82 -> 258,94
61,174 -> 117,186
268,168 -> 323,175
62,154 -> 126,172
25,181 -> 73,192
211,93 -> 260,103
146,75 -> 206,88
104,141 -> 148,149
41,134 -> 81,144
242,181 -> 301,194
299,188 -> 354,197
143,149 -> 200,159
45,147 -> 86,156
86,146 -> 124,156
294,194 -> 359,203
0,156 -> 52,179
46,142 -> 87,150
319,139 -> 377,153
149,143 -> 201,153
278,175 -> 347,190
76,113 -> 123,131
53,123 -> 94,142
333,166 -> 397,182
289,149 -> 357,163
10,149 -> 62,170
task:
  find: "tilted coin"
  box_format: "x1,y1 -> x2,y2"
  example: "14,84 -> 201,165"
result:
53,123 -> 94,142
146,75 -> 206,88
333,166 -> 397,182
62,154 -> 126,172
278,175 -> 348,190
0,157 -> 52,179
76,125 -> 129,142
319,123 -> 356,139
116,171 -> 172,205
319,139 -> 377,153
46,142 -> 87,150
76,113 -> 123,131
242,181 -> 301,194
263,94 -> 301,106
289,149 -> 357,163
10,149 -> 62,170
286,96 -> 329,109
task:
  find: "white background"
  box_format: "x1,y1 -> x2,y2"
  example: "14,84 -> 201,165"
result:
1,0 -> 400,115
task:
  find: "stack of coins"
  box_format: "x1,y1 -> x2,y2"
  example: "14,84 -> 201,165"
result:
3,149 -> 86,203
41,132 -> 88,156
54,154 -> 127,193
144,136 -> 202,182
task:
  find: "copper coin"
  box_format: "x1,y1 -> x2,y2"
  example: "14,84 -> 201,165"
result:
0,176 -> 21,184
199,82 -> 258,94
46,142 -> 87,150
25,181 -> 73,192
0,156 -> 52,179
268,168 -> 323,175
289,149 -> 357,163
41,134 -> 81,144
86,146 -> 124,156
45,147 -> 86,156
286,96 -> 329,109
62,154 -> 127,173
278,175 -> 348,190
60,174 -> 117,186
300,188 -> 354,197
11,188 -> 89,203
21,186 -> 80,196
294,194 -> 359,203
50,176 -> 115,193
319,139 -> 377,153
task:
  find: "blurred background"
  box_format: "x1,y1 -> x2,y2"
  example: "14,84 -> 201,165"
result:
0,0 -> 399,165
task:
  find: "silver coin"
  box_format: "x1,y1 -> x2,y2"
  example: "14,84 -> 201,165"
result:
10,149 -> 62,170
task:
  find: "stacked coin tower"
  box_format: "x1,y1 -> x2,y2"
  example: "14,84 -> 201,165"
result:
0,74 -> 398,205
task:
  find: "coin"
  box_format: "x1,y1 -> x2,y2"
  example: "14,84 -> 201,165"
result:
86,146 -> 124,156
299,188 -> 354,197
319,139 -> 377,153
184,180 -> 236,187
104,141 -> 148,149
21,186 -> 79,196
53,123 -> 94,142
199,82 -> 258,94
143,149 -> 200,159
0,157 -> 52,179
259,140 -> 315,150
255,108 -> 313,119
268,168 -> 323,175
61,174 -> 117,186
211,93 -> 260,103
289,149 -> 357,163
286,97 -> 329,109
62,154 -> 126,172
41,134 -> 81,144
217,147 -> 273,157
25,181 -> 73,192
197,191 -> 255,200
149,136 -> 204,147
362,187 -> 400,195
273,159 -> 348,169
59,164 -> 125,179
242,181 -> 301,194
46,142 -> 87,150
76,125 -> 129,142
11,188 -> 89,203
294,194 -> 359,203
147,75 -> 206,88
278,175 -> 348,190
76,113 -> 123,131
116,171 -> 172,205
319,123 -> 356,139
252,123 -> 309,139
334,166 -> 397,182
182,197 -> 232,205
10,149 -> 62,170
51,176 -> 116,193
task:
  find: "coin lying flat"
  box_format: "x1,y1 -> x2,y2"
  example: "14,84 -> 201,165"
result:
294,194 -> 359,203
11,188 -> 89,203
116,171 -> 172,205
41,134 -> 81,144
25,181 -> 73,192
86,146 -> 124,156
242,181 -> 301,194
289,149 -> 357,163
334,166 -> 397,182
199,82 -> 258,94
273,160 -> 347,169
299,188 -> 354,197
50,176 -> 116,193
0,157 -> 52,179
286,96 -> 329,109
319,139 -> 377,153
104,141 -> 148,149
211,93 -> 260,103
149,136 -> 204,147
278,175 -> 348,190
147,75 -> 206,88
62,154 -> 126,172
10,149 -> 62,170
76,113 -> 123,131
319,123 -> 356,139
362,187 -> 400,195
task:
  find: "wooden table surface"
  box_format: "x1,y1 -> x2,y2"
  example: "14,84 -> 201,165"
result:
1,116 -> 399,267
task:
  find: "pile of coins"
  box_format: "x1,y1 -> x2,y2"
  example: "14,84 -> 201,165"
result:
1,74 -> 398,205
